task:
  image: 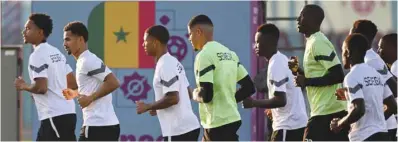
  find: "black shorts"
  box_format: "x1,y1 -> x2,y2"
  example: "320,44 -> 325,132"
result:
36,113 -> 77,141
203,120 -> 241,141
303,110 -> 349,141
364,132 -> 389,141
388,129 -> 397,141
79,124 -> 120,141
163,128 -> 200,141
271,127 -> 305,141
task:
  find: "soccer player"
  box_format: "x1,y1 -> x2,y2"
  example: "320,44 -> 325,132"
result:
135,25 -> 200,141
377,33 -> 398,141
350,20 -> 398,140
295,5 -> 348,141
14,13 -> 77,141
187,14 -> 256,141
62,21 -> 120,141
330,33 -> 397,141
243,23 -> 308,141
349,20 -> 397,96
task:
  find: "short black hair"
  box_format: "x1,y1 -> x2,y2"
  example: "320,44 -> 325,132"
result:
257,23 -> 280,39
64,21 -> 89,42
304,4 -> 324,25
146,25 -> 169,45
351,20 -> 378,43
188,14 -> 213,28
381,33 -> 397,47
345,33 -> 369,59
29,13 -> 53,38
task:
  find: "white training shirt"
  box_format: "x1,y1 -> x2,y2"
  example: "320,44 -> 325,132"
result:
364,49 -> 396,130
391,60 -> 397,77
76,50 -> 119,126
267,51 -> 308,130
28,42 -> 76,120
344,63 -> 391,141
153,52 -> 200,136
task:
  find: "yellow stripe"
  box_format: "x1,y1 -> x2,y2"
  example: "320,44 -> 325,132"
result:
104,2 -> 139,68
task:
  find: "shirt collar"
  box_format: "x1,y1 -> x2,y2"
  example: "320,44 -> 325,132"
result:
268,51 -> 280,63
78,50 -> 90,59
33,42 -> 48,51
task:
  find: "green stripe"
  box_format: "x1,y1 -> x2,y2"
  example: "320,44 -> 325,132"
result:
88,2 -> 105,60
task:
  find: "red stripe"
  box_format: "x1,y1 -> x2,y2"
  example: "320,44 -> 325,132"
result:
138,1 -> 155,68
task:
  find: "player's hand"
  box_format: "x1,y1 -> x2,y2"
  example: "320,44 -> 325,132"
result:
136,101 -> 150,114
294,74 -> 306,87
242,97 -> 254,108
62,88 -> 79,100
265,109 -> 272,120
78,95 -> 94,109
14,76 -> 28,91
335,88 -> 347,101
149,109 -> 157,116
330,118 -> 342,133
288,56 -> 299,72
192,87 -> 203,103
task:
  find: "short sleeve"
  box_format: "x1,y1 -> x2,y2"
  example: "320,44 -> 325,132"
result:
366,60 -> 393,80
345,76 -> 364,103
195,53 -> 214,83
312,41 -> 340,70
159,63 -> 181,95
268,65 -> 288,94
391,62 -> 397,77
82,59 -> 111,81
29,56 -> 48,79
383,84 -> 393,99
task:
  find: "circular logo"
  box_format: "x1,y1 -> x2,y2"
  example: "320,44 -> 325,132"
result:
120,72 -> 151,102
167,35 -> 187,61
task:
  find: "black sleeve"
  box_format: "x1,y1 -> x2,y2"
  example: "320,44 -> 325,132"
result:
199,82 -> 213,103
305,64 -> 344,86
235,75 -> 256,102
386,77 -> 397,97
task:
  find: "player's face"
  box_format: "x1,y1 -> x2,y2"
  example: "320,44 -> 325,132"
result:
63,31 -> 81,55
188,26 -> 201,51
254,32 -> 266,57
342,42 -> 351,69
377,39 -> 388,62
22,20 -> 42,44
297,8 -> 309,34
143,33 -> 156,56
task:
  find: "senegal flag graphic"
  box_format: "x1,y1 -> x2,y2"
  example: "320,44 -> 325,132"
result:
88,1 -> 155,68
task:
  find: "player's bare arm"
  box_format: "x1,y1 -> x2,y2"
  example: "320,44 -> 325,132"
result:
193,82 -> 213,103
187,87 -> 193,99
78,73 -> 120,108
66,72 -> 78,90
383,95 -> 397,120
136,91 -> 179,114
14,76 -> 48,94
386,77 -> 397,97
235,75 -> 255,103
242,91 -> 286,109
330,98 -> 365,133
295,65 -> 344,87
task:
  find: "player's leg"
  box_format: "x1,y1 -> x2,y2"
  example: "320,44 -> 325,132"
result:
168,128 -> 200,141
388,128 -> 397,141
286,127 -> 306,141
36,118 -> 59,141
78,126 -> 88,141
52,114 -> 77,141
87,124 -> 120,141
203,120 -> 241,141
303,116 -> 327,141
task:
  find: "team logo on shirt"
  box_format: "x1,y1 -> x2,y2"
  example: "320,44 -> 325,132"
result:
120,72 -> 151,102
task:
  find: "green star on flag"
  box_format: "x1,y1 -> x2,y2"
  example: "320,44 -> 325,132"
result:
114,27 -> 130,43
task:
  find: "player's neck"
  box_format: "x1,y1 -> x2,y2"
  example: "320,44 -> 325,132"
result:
351,60 -> 364,67
73,48 -> 88,60
265,50 -> 277,60
32,39 -> 47,47
304,28 -> 320,38
155,48 -> 168,63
